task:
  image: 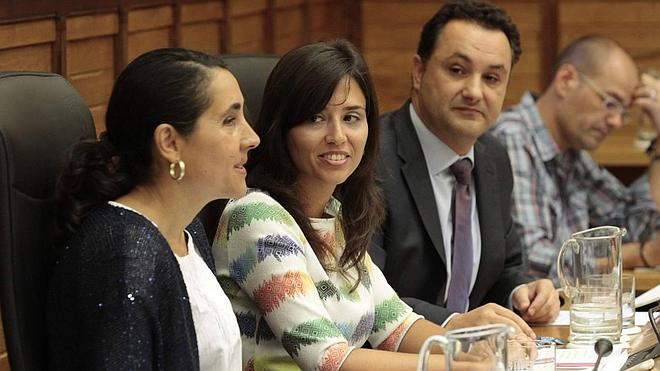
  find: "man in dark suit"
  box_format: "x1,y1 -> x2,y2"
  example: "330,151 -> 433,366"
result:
370,0 -> 559,334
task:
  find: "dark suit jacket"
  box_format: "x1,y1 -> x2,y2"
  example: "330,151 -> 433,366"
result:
370,102 -> 532,325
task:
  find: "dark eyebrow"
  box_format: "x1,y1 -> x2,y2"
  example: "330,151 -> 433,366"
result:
449,52 -> 508,73
224,102 -> 242,114
606,92 -> 626,105
343,105 -> 366,111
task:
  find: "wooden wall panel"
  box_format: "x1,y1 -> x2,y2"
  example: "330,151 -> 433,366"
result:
498,1 -> 545,107
229,0 -> 268,17
179,1 -> 224,54
226,0 -> 268,53
0,44 -> 52,71
127,5 -> 174,33
274,5 -> 305,54
69,69 -> 115,107
228,12 -> 267,52
66,37 -> 114,75
126,5 -> 174,63
65,12 -> 118,134
309,0 -> 345,42
361,1 -> 440,111
181,1 -> 224,23
127,28 -> 173,61
559,1 -> 660,68
66,13 -> 118,41
0,19 -> 55,49
0,18 -> 55,74
181,22 -> 222,53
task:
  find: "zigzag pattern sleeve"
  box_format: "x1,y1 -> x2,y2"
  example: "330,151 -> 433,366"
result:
363,253 -> 423,351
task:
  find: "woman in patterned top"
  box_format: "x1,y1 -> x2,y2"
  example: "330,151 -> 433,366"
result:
49,48 -> 259,370
214,40 -> 490,371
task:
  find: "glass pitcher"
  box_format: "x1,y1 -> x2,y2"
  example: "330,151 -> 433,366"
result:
417,324 -> 513,371
557,226 -> 626,345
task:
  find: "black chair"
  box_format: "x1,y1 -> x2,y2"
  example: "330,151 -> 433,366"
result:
197,54 -> 279,243
223,54 -> 279,124
0,72 -> 96,370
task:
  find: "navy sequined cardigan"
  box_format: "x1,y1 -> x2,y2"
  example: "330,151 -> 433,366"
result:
48,204 -> 214,370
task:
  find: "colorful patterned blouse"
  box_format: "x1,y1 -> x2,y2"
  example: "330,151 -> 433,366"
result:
213,190 -> 422,371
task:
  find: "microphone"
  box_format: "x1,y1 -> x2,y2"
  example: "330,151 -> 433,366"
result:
592,338 -> 613,371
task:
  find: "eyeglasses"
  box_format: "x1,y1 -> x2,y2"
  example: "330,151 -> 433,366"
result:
579,73 -> 631,124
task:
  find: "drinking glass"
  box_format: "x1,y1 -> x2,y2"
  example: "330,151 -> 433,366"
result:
507,339 -> 556,371
621,273 -> 636,330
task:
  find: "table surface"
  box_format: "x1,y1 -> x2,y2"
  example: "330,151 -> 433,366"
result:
629,268 -> 660,291
533,323 -> 659,370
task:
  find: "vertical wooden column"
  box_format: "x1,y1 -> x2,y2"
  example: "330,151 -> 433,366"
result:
540,0 -> 558,89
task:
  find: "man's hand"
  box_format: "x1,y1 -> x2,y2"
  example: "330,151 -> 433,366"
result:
445,303 -> 536,339
511,279 -> 560,324
634,73 -> 660,130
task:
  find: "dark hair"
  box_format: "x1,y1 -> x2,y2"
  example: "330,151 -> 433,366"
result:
550,35 -> 626,80
248,39 -> 384,284
56,48 -> 228,238
417,0 -> 521,65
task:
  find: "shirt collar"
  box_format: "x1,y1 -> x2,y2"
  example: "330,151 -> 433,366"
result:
519,91 -> 562,163
409,102 -> 475,176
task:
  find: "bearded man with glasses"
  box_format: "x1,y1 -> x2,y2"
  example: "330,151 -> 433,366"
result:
491,35 -> 660,283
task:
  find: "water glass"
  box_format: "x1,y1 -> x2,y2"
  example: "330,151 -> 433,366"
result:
507,340 -> 556,371
621,273 -> 636,329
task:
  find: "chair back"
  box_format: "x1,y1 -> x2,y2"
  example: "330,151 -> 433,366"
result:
223,54 -> 279,124
197,54 -> 279,243
0,72 -> 95,370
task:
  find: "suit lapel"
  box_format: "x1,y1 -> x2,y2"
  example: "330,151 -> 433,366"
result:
471,138 -> 502,305
394,103 -> 447,265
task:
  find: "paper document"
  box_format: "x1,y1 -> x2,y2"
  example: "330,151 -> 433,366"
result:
556,347 -> 628,370
635,284 -> 660,308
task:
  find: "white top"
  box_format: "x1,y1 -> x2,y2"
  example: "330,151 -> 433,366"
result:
176,234 -> 242,371
409,103 -> 482,310
107,201 -> 241,370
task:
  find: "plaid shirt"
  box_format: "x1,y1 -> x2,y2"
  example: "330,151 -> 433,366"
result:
491,92 -> 658,281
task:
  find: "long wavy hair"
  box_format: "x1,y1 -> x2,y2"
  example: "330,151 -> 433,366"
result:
248,39 -> 384,285
56,48 -> 228,241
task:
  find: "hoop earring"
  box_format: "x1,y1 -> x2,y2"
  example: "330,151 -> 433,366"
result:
169,160 -> 185,181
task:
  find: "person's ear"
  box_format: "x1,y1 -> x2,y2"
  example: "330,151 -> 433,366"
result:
554,63 -> 580,99
153,123 -> 182,164
411,54 -> 425,92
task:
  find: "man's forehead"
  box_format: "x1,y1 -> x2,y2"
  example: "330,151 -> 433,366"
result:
590,56 -> 639,102
432,20 -> 513,68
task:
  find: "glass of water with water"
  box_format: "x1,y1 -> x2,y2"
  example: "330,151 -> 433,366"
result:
621,273 -> 636,330
507,339 -> 555,371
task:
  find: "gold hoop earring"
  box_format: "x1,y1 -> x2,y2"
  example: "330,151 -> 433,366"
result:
169,160 -> 185,181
